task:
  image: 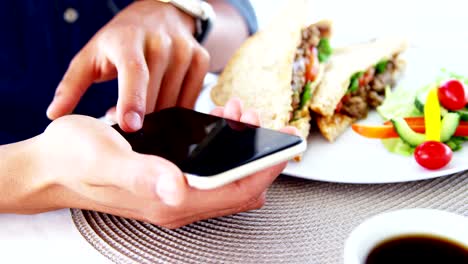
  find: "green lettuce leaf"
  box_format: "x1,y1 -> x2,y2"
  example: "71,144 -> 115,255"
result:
348,72 -> 363,93
300,82 -> 312,108
317,38 -> 332,63
382,138 -> 414,156
375,59 -> 389,74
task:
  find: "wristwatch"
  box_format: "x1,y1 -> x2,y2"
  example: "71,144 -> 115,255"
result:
156,0 -> 215,43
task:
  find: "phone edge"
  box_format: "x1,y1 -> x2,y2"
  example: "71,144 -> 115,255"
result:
185,139 -> 307,190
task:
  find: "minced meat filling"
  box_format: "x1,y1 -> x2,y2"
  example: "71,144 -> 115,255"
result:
291,25 -> 322,111
340,58 -> 398,119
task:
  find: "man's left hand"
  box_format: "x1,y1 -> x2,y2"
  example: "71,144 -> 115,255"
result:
47,0 -> 210,132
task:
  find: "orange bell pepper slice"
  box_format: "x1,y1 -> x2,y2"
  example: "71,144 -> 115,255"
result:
352,122 -> 468,139
352,124 -> 423,139
384,117 -> 468,127
454,125 -> 468,137
383,117 -> 425,126
351,124 -> 396,138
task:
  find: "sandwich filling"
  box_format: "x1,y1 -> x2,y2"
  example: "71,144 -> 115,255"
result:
290,22 -> 332,122
335,55 -> 402,120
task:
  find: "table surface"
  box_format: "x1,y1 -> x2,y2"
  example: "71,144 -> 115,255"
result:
2,0 -> 467,263
0,209 -> 111,264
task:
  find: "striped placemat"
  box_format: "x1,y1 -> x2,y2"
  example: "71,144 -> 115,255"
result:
72,172 -> 468,263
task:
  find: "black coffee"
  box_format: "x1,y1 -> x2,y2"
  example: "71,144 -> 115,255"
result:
365,234 -> 468,264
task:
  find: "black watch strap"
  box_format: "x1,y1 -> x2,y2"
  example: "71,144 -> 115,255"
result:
192,1 -> 215,44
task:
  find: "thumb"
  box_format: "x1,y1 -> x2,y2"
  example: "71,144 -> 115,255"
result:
126,153 -> 187,207
279,126 -> 301,137
47,51 -> 96,120
105,106 -> 117,124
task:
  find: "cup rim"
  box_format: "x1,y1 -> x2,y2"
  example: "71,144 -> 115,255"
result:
343,208 -> 468,264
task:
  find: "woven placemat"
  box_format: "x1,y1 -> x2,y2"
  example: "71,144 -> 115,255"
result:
71,172 -> 468,264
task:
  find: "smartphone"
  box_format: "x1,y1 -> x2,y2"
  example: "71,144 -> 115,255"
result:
112,107 -> 306,190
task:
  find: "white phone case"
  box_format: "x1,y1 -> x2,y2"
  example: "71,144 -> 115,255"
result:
185,139 -> 307,190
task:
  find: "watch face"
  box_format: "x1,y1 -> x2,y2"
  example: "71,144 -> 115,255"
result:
168,0 -> 214,43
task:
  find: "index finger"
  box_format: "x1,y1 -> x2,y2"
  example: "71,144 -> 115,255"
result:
46,50 -> 96,120
112,40 -> 149,132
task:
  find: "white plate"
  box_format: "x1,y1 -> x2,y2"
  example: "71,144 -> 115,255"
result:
195,46 -> 468,184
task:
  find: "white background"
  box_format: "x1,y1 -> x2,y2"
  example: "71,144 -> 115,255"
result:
252,0 -> 468,47
1,1 -> 466,263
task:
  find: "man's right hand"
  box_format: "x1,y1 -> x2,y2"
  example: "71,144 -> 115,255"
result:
19,99 -> 299,228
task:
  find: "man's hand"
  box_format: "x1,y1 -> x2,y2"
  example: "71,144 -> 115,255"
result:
27,99 -> 299,228
47,0 -> 210,132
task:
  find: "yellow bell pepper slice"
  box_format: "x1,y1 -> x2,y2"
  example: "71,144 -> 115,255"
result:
424,88 -> 441,141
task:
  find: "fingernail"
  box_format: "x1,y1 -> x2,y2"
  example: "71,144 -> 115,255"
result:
46,104 -> 53,115
156,175 -> 180,206
46,101 -> 56,119
124,111 -> 142,131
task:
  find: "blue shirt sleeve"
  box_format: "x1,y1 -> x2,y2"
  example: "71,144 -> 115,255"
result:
0,0 -> 257,145
0,1 -> 132,144
226,0 -> 258,35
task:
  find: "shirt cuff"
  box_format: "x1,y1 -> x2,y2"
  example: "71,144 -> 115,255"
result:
225,0 -> 258,35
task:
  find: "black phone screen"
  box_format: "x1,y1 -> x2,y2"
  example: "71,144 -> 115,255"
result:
113,107 -> 302,177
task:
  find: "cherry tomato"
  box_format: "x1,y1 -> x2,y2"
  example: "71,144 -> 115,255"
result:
305,47 -> 319,82
438,79 -> 467,111
414,141 -> 452,170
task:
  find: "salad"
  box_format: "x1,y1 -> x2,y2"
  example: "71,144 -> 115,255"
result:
352,70 -> 468,170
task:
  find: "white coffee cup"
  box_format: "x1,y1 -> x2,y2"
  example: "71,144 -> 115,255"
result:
343,208 -> 468,264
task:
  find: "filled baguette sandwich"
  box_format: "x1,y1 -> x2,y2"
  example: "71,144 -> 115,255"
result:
210,0 -> 332,140
310,37 -> 408,142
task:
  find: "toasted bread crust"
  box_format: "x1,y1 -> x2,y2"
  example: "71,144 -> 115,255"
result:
316,114 -> 356,142
210,1 -> 309,131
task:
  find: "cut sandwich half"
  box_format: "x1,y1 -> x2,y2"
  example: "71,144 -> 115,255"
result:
309,37 -> 408,142
289,20 -> 332,137
210,0 -> 332,141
